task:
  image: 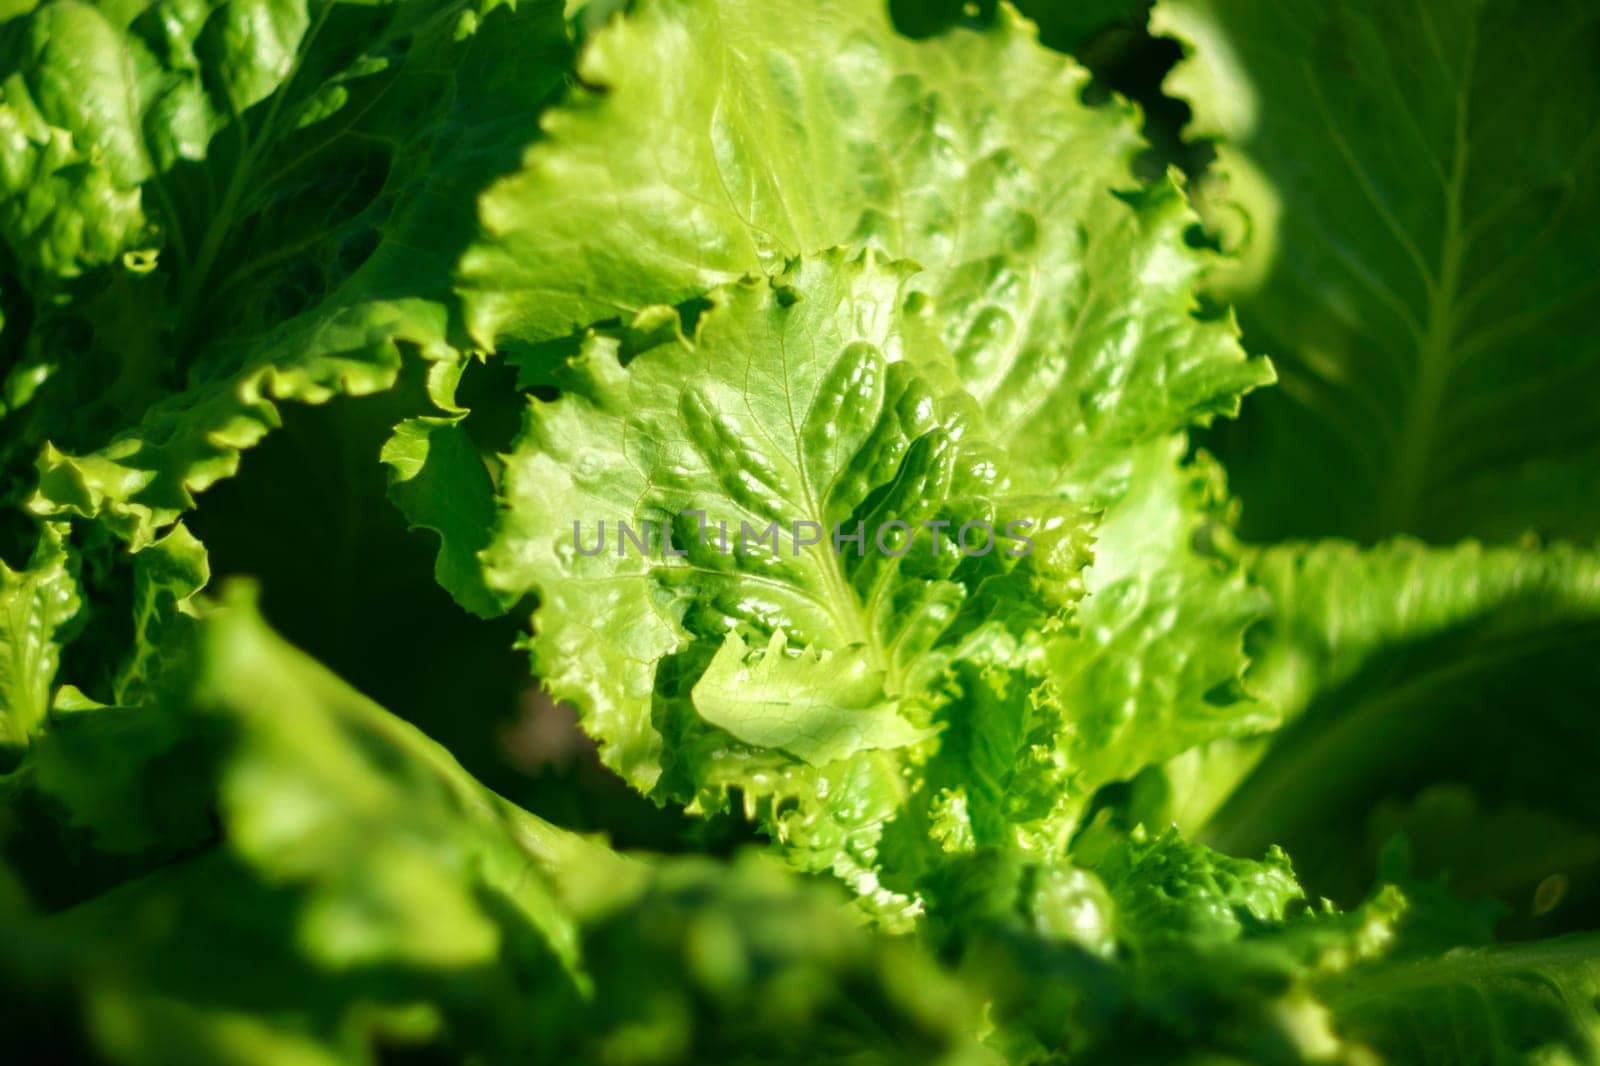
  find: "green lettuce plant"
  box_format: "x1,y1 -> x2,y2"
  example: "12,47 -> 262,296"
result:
2,0 -> 1598,1062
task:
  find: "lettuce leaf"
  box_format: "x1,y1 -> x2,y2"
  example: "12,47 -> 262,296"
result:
481,249 -> 1093,917
0,520 -> 79,744
3,587 -> 989,1065
11,0 -> 572,547
6,0 -> 1598,1060
1197,539 -> 1600,921
440,0 -> 1272,921
1156,0 -> 1600,543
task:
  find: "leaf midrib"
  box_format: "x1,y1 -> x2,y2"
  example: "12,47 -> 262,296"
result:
1374,19 -> 1476,537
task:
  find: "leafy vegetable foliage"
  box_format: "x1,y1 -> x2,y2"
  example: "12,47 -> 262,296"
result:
7,0 -> 570,548
2,0 -> 1599,1063
4,589 -> 988,1064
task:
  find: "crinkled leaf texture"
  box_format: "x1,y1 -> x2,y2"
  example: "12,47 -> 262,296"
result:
0,0 -> 571,761
453,0 -> 1270,918
11,1 -> 1592,1063
925,825 -> 1406,1063
933,823 -> 1600,1064
1157,0 -> 1600,543
485,250 -> 1093,917
460,0 -> 1269,493
0,521 -> 79,744
9,0 -> 572,548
